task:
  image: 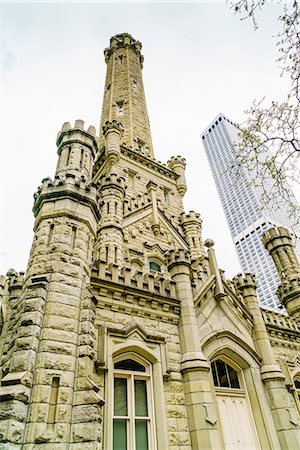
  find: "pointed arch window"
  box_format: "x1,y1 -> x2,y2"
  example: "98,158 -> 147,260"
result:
113,356 -> 156,450
149,261 -> 161,273
211,359 -> 240,389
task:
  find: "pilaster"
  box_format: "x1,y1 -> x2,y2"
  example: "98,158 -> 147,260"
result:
166,249 -> 220,450
233,272 -> 300,449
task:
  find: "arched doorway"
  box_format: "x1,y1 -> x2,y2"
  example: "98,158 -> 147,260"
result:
211,358 -> 260,449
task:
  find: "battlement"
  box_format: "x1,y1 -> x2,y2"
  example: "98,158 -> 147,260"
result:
180,211 -> 202,227
165,249 -> 191,268
56,120 -> 99,158
262,227 -> 293,250
33,172 -> 100,218
104,33 -> 144,66
103,120 -> 124,136
167,156 -> 186,171
233,272 -> 256,291
278,274 -> 300,300
99,173 -> 125,194
92,261 -> 177,299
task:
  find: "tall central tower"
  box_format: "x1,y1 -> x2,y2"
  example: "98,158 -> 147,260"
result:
99,33 -> 154,158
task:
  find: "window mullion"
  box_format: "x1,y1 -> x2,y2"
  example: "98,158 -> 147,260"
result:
130,373 -> 135,450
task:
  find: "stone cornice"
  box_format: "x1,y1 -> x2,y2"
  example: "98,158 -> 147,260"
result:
91,277 -> 180,324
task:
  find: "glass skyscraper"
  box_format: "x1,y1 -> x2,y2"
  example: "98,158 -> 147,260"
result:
201,113 -> 300,309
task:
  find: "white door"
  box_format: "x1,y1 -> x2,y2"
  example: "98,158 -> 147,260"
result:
217,393 -> 259,450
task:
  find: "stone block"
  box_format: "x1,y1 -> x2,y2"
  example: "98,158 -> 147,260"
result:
45,302 -> 80,320
71,421 -> 101,442
39,340 -> 76,356
28,403 -> 48,423
36,352 -> 76,372
0,419 -> 24,444
0,400 -> 27,422
10,350 -> 37,373
43,315 -> 78,333
72,404 -> 102,423
41,328 -> 78,345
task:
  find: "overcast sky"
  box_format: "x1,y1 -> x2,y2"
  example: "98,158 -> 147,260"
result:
1,0 -> 296,279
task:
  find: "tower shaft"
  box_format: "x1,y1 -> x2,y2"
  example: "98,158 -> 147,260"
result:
99,33 -> 154,158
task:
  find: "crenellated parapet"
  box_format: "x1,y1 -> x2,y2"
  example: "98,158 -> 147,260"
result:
180,211 -> 205,260
33,172 -> 101,224
104,33 -> 144,67
233,272 -> 257,295
56,120 -> 98,181
263,227 -> 300,320
165,248 -> 191,270
167,156 -> 187,197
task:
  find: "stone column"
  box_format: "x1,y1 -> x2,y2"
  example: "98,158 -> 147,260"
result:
166,249 -> 220,450
233,273 -> 300,449
263,227 -> 300,321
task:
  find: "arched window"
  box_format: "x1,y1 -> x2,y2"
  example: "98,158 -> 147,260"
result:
211,359 -> 240,389
149,261 -> 161,273
294,376 -> 300,401
113,356 -> 155,450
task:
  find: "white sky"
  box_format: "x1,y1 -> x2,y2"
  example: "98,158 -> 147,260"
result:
1,0 -> 296,279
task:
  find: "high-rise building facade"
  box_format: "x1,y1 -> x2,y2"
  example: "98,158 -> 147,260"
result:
201,113 -> 300,309
0,35 -> 300,450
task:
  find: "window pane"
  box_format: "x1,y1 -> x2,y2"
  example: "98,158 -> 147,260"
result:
113,419 -> 127,450
114,378 -> 127,416
135,419 -> 148,450
135,380 -> 148,416
149,262 -> 161,272
228,365 -> 240,389
115,359 -> 146,372
211,361 -> 219,387
216,360 -> 230,388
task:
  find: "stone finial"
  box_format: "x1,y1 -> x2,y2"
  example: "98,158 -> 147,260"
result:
204,238 -> 215,249
6,268 -> 18,278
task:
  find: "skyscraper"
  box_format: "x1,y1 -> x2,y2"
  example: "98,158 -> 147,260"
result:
201,112 -> 299,309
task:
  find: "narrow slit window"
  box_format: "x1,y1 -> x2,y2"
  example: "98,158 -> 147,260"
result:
117,101 -> 124,116
70,226 -> 77,249
48,376 -> 60,426
48,224 -> 54,246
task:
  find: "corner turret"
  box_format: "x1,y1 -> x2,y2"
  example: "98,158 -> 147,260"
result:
167,156 -> 187,197
55,119 -> 98,181
262,227 -> 300,320
180,211 -> 204,260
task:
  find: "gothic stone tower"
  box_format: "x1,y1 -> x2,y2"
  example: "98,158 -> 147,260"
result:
0,33 -> 299,450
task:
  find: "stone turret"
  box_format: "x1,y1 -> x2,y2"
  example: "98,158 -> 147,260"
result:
102,120 -> 123,167
167,156 -> 187,197
0,121 -> 102,448
96,173 -> 125,265
262,227 -> 300,320
180,211 -> 205,260
55,120 -> 98,181
100,33 -> 153,157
